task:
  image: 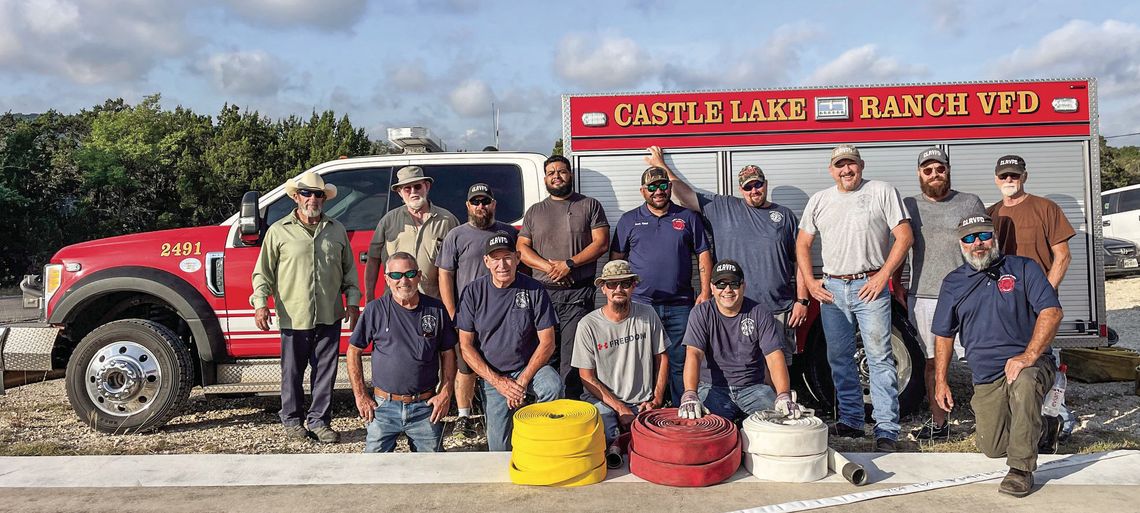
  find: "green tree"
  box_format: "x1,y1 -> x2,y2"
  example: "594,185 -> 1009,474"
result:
552,138 -> 563,156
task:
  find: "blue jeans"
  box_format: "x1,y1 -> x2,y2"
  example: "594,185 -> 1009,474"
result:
820,276 -> 900,439
582,392 -> 637,445
698,382 -> 776,421
364,396 -> 443,453
480,365 -> 562,451
652,303 -> 691,406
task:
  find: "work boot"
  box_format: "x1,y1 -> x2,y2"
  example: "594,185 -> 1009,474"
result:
829,422 -> 866,438
283,424 -> 309,440
999,468 -> 1033,497
1038,415 -> 1061,454
309,425 -> 340,444
910,417 -> 950,441
452,416 -> 477,439
874,437 -> 897,453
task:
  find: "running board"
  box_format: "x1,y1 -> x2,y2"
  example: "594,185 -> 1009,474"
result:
202,356 -> 371,395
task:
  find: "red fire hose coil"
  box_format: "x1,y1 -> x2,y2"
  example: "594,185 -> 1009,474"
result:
628,408 -> 741,487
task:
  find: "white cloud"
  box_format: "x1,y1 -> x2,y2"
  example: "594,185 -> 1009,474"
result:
388,62 -> 431,92
805,44 -> 927,86
991,20 -> 1140,97
448,78 -> 494,117
197,50 -> 286,96
663,23 -> 821,89
554,34 -> 660,90
220,0 -> 368,31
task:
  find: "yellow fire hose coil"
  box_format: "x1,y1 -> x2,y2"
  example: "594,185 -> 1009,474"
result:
509,399 -> 607,487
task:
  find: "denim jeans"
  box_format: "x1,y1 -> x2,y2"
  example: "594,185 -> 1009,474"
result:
819,276 -> 900,439
364,396 -> 443,453
652,303 -> 691,406
697,382 -> 776,422
480,365 -> 562,451
582,392 -> 638,445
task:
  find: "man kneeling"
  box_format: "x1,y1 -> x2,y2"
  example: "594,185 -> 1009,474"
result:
932,215 -> 1061,497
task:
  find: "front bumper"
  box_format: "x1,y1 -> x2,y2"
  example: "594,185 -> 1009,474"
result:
0,324 -> 61,394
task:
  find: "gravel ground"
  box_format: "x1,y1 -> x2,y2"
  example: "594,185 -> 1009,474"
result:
2,277 -> 1139,456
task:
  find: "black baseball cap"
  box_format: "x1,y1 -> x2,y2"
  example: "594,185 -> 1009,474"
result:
957,215 -> 995,239
918,147 -> 949,167
711,259 -> 744,283
484,231 -> 515,255
995,155 -> 1027,176
467,183 -> 494,201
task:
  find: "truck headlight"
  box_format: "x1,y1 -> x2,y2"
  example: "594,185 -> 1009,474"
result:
44,264 -> 63,302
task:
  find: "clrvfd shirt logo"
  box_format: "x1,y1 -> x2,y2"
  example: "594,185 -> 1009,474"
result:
997,274 -> 1017,293
514,291 -> 530,309
769,211 -> 783,223
421,314 -> 438,336
672,218 -> 686,231
741,317 -> 755,337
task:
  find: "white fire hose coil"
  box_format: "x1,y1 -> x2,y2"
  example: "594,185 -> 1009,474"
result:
743,452 -> 829,483
740,411 -> 828,457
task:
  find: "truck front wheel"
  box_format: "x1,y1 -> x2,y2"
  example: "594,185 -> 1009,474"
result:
65,319 -> 194,433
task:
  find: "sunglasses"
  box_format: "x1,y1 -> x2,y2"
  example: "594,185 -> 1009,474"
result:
386,270 -> 420,280
297,189 -> 326,198
713,281 -> 742,290
603,279 -> 635,290
645,182 -> 670,192
961,232 -> 994,244
741,181 -> 766,192
401,182 -> 425,192
469,197 -> 492,206
921,166 -> 948,176
997,173 -> 1022,181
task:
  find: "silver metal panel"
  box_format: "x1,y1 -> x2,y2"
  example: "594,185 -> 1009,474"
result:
0,326 -> 60,371
215,356 -> 371,385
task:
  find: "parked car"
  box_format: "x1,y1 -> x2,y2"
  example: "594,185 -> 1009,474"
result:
1104,236 -> 1140,278
1103,184 -> 1140,248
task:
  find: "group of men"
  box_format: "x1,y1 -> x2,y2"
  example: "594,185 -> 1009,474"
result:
250,142 -> 1074,497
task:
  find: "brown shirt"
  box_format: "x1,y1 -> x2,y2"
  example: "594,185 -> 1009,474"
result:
520,193 -> 609,287
986,194 -> 1076,273
369,202 -> 459,299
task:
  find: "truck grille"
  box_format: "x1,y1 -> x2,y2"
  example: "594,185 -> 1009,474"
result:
1109,247 -> 1136,256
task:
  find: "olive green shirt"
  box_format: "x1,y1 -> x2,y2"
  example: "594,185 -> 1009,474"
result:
250,211 -> 361,330
369,202 -> 458,299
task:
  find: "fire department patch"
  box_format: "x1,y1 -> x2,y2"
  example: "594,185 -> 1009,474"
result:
997,274 -> 1017,293
741,318 -> 756,337
515,291 -> 530,309
672,218 -> 685,231
421,314 -> 438,336
769,211 -> 784,223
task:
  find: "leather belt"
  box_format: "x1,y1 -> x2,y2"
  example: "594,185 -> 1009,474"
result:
374,387 -> 434,404
824,268 -> 880,281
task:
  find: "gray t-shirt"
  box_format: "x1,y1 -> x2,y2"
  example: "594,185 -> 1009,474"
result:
682,298 -> 782,387
435,221 -> 519,295
519,193 -> 609,287
799,180 -> 909,276
904,191 -> 986,298
571,303 -> 668,404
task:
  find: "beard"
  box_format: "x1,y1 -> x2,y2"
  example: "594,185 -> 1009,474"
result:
963,240 -> 1001,271
391,283 -> 418,302
546,179 -> 573,197
920,177 -> 951,198
405,196 -> 427,210
1000,184 -> 1020,198
468,209 -> 494,229
301,206 -> 322,218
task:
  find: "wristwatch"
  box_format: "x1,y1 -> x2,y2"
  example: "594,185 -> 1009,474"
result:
795,298 -> 810,306
564,258 -> 575,269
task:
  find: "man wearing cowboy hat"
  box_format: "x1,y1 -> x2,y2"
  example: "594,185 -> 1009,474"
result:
251,171 -> 361,443
365,165 -> 459,302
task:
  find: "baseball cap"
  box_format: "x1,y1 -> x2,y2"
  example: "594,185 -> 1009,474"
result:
711,259 -> 745,283
830,144 -> 862,167
641,167 -> 669,185
956,215 -> 995,239
738,165 -> 766,188
918,147 -> 949,167
994,155 -> 1027,176
594,259 -> 639,286
467,183 -> 494,201
484,231 -> 515,256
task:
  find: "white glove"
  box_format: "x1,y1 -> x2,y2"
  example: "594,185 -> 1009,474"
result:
775,391 -> 802,419
677,390 -> 708,419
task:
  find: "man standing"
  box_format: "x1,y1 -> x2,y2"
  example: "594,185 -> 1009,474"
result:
677,260 -> 802,421
457,233 -> 562,451
437,183 -> 519,440
251,171 -> 360,443
365,165 -> 459,301
892,147 -> 985,441
610,165 -> 712,406
647,147 -> 808,365
986,155 -> 1075,291
518,155 -> 609,400
347,252 -> 457,452
573,260 -> 669,444
933,215 -> 1061,497
796,144 -> 913,452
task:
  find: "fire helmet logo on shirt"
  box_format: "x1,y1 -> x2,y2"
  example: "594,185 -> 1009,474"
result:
769,211 -> 783,223
421,314 -> 438,336
514,291 -> 529,309
997,274 -> 1017,293
741,318 -> 755,337
857,194 -> 870,210
672,218 -> 685,231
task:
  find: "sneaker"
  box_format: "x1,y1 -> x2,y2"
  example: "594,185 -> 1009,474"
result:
283,424 -> 309,440
999,468 -> 1033,497
874,437 -> 897,453
829,422 -> 866,438
453,416 -> 477,439
309,425 -> 340,444
910,418 -> 950,441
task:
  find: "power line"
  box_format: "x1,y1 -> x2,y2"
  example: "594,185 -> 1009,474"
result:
1105,131 -> 1140,139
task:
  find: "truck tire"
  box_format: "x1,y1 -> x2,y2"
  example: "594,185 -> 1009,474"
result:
65,319 -> 194,433
795,302 -> 926,419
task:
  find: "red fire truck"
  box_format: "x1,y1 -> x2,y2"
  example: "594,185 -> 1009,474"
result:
562,79 -> 1106,415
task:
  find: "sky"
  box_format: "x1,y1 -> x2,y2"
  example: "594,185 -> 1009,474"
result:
2,0 -> 1139,153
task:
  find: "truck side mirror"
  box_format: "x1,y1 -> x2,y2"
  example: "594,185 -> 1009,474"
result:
239,191 -> 262,246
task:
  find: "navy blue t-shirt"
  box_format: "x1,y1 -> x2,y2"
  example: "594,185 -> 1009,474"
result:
348,294 -> 457,395
931,256 -> 1061,384
455,273 -> 558,373
682,298 -> 782,387
698,193 -> 799,312
612,203 -> 710,305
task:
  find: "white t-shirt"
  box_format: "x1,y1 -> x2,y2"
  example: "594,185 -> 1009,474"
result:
799,179 -> 909,276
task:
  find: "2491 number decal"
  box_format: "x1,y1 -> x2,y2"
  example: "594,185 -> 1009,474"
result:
160,242 -> 202,257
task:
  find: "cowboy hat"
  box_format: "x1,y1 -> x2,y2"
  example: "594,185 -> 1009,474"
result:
285,171 -> 337,200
